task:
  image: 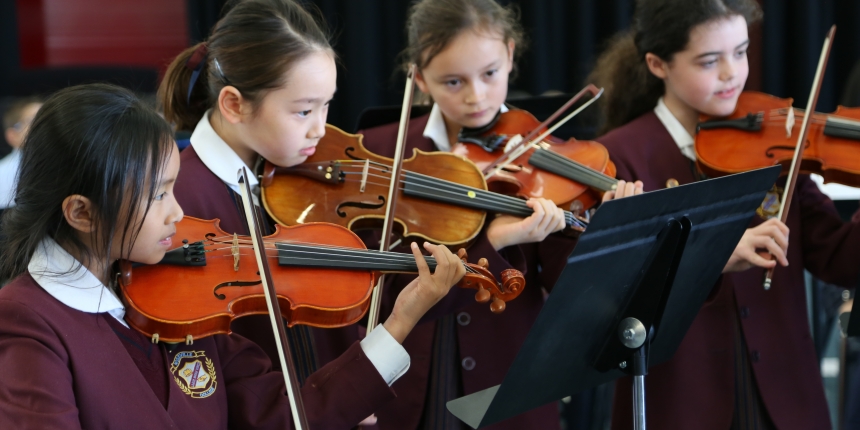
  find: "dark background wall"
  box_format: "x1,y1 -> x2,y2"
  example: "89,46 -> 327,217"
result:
3,0 -> 860,135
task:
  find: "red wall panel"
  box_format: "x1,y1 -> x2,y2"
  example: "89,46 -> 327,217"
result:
18,0 -> 188,71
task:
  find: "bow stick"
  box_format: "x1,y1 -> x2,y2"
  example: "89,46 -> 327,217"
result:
366,64 -> 418,333
763,25 -> 836,290
238,167 -> 309,428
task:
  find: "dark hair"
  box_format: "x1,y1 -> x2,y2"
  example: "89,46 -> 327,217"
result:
0,84 -> 175,282
158,0 -> 332,131
402,0 -> 526,73
589,0 -> 762,134
3,96 -> 42,130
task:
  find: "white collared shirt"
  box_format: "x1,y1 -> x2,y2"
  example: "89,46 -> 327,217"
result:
190,110 -> 260,204
28,237 -> 128,327
653,97 -> 696,161
0,150 -> 21,209
189,110 -> 409,386
423,103 -> 509,152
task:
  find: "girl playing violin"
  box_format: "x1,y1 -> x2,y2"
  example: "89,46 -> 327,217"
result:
158,0 -> 471,427
590,0 -> 860,428
0,83 -> 465,429
357,1 -> 641,428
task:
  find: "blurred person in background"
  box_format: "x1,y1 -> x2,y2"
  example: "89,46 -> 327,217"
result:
0,97 -> 42,210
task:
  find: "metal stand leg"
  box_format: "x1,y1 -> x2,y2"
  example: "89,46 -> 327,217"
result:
631,344 -> 648,430
632,374 -> 646,430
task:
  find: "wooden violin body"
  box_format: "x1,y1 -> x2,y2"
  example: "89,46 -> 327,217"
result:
262,125 -> 487,245
119,217 -> 523,343
696,91 -> 860,186
453,109 -> 617,211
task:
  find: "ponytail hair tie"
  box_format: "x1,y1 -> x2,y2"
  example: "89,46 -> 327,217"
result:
185,43 -> 209,104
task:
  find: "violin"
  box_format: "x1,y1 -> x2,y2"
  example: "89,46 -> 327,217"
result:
697,90 -> 860,187
118,216 -> 525,344
452,86 -> 618,212
259,125 -> 588,247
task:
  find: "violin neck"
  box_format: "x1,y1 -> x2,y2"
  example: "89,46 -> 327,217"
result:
527,147 -> 617,192
401,171 -> 580,229
274,242 -> 440,273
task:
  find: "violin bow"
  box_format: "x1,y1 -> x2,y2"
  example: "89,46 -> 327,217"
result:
366,64 -> 418,333
483,84 -> 604,179
763,25 -> 836,290
238,167 -> 309,429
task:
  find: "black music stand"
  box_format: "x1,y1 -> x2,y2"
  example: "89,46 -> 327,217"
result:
446,166 -> 781,429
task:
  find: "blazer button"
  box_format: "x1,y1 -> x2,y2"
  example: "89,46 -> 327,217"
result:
462,357 -> 476,371
751,350 -> 761,363
457,312 -> 471,326
740,307 -> 750,318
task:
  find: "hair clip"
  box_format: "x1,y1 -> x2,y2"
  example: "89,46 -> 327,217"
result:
213,58 -> 232,85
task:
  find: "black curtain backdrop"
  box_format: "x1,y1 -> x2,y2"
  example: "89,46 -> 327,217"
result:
184,0 -> 860,132
2,1 -> 860,130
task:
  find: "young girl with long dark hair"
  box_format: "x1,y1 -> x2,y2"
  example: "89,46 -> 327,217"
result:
590,1 -> 860,428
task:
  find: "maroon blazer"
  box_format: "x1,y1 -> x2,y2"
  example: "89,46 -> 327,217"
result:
358,113 -> 576,430
0,273 -> 394,429
173,146 -> 397,428
598,112 -> 860,430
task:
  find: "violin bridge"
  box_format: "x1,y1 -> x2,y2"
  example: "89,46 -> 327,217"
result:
786,108 -> 795,138
503,134 -> 523,153
360,159 -> 370,193
151,333 -> 159,344
232,233 -> 240,271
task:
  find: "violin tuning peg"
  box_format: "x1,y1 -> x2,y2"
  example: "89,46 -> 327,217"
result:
475,286 -> 491,303
477,257 -> 489,269
490,296 -> 506,314
457,248 -> 468,262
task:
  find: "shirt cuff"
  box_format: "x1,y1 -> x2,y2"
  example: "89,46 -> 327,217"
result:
359,325 -> 411,386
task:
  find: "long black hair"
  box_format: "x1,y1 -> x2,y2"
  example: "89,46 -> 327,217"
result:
0,83 -> 175,282
589,0 -> 762,134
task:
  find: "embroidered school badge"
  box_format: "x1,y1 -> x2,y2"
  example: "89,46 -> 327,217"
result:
170,351 -> 217,399
757,185 -> 783,219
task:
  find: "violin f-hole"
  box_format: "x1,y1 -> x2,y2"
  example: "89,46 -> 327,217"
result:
335,196 -> 386,218
213,280 -> 263,300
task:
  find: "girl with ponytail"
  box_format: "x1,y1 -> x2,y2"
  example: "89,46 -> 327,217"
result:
590,1 -> 860,429
158,1 -> 469,428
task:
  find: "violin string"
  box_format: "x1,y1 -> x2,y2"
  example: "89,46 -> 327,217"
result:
325,161 -> 589,225
196,240 -> 480,274
335,165 -> 571,218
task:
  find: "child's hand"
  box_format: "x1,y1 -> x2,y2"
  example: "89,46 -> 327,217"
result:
486,198 -> 566,250
602,179 -> 644,201
383,242 -> 466,343
723,218 -> 789,273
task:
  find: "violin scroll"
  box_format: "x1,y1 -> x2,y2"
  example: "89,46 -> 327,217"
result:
456,248 -> 525,314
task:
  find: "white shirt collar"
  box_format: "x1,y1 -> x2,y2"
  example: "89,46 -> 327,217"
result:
653,97 -> 696,161
190,110 -> 260,202
423,103 -> 509,152
28,237 -> 127,327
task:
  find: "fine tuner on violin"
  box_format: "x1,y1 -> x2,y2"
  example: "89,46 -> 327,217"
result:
118,216 -> 525,344
259,125 -> 588,247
